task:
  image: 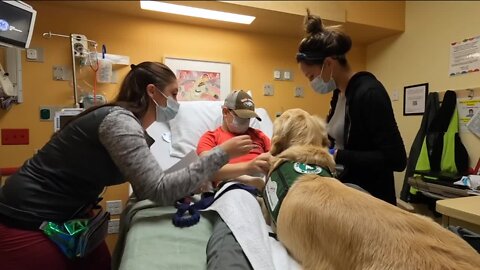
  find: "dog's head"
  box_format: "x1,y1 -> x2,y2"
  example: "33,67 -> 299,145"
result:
270,108 -> 330,156
264,109 -> 335,228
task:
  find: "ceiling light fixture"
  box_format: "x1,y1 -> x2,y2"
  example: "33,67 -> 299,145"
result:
140,1 -> 256,25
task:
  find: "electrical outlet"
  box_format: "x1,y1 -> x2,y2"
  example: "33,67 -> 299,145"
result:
263,84 -> 274,96
106,200 -> 122,215
294,86 -> 304,98
108,219 -> 120,234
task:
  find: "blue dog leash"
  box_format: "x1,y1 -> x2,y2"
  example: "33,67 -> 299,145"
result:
172,183 -> 258,228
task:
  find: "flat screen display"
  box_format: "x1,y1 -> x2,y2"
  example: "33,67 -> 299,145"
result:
0,1 -> 36,48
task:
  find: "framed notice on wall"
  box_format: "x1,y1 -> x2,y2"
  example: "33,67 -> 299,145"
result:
403,83 -> 428,116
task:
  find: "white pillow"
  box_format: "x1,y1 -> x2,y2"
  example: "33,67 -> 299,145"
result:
169,101 -> 223,158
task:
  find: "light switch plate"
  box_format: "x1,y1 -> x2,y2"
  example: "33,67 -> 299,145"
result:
391,89 -> 399,101
273,70 -> 281,80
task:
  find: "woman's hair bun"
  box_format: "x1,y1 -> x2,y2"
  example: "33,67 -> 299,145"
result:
304,8 -> 324,36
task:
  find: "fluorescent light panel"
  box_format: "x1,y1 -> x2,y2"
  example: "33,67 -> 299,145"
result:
140,1 -> 255,25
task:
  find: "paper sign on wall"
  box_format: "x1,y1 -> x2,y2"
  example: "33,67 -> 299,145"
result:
458,97 -> 480,132
449,36 -> 480,76
466,110 -> 480,138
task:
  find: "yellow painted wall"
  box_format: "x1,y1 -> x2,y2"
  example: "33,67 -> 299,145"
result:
367,1 -> 480,196
0,1 -> 366,252
227,1 -> 406,31
344,1 -> 405,31
227,1 -> 346,22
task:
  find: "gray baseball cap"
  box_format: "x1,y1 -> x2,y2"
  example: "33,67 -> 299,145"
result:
224,90 -> 261,121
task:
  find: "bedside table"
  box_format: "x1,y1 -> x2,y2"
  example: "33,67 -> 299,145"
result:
436,196 -> 480,233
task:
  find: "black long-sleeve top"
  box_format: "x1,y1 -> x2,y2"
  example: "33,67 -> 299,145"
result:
328,72 -> 407,204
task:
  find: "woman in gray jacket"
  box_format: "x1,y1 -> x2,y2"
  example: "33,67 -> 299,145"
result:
0,62 -> 254,270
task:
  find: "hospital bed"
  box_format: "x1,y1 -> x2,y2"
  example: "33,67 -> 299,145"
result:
112,101 -> 300,270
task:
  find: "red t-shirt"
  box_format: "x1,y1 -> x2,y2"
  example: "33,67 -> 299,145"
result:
196,127 -> 271,164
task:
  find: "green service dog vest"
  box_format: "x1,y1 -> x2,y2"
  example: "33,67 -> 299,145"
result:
263,161 -> 333,225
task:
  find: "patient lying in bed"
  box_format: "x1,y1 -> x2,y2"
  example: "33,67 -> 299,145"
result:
117,99 -> 286,270
196,90 -> 271,191
194,91 -> 275,269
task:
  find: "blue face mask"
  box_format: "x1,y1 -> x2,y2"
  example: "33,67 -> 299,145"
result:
310,63 -> 336,94
152,90 -> 180,122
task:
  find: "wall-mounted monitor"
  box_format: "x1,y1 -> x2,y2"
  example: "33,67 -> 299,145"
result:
0,1 -> 37,49
54,108 -> 84,132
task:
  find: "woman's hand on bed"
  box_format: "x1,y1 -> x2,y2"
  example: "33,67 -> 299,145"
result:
219,135 -> 255,159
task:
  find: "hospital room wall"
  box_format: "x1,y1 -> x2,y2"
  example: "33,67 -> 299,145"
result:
0,1 -> 366,170
367,1 -> 480,197
0,2 -> 366,251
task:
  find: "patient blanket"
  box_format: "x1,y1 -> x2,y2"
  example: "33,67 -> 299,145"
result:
203,182 -> 301,270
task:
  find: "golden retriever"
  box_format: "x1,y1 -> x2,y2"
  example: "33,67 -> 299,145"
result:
265,108 -> 480,270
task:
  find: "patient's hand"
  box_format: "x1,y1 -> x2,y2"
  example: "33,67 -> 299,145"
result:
219,135 -> 255,159
245,153 -> 272,176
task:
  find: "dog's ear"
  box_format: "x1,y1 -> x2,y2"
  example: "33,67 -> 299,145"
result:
271,114 -> 289,156
270,135 -> 284,156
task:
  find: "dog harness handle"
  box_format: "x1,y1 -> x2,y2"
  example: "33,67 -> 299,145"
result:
172,183 -> 258,228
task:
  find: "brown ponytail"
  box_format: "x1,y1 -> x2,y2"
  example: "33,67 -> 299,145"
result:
304,9 -> 324,36
297,9 -> 352,67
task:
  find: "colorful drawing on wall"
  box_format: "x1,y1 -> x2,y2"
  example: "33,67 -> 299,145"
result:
176,70 -> 221,101
164,57 -> 231,101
